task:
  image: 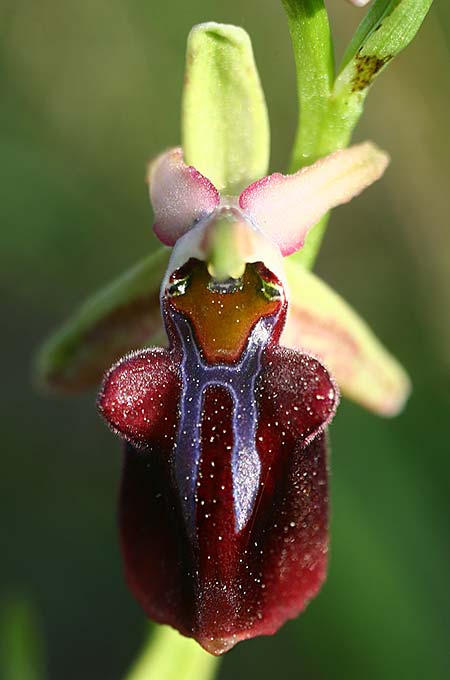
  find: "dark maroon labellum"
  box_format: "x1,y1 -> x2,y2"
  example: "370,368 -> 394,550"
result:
98,260 -> 338,654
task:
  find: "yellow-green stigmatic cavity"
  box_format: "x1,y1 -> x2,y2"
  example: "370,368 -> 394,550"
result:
167,261 -> 284,364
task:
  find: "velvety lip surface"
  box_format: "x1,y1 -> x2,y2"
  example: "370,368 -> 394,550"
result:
98,261 -> 338,653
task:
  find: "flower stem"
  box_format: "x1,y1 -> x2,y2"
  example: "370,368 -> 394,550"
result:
283,0 -> 434,269
281,0 -> 335,172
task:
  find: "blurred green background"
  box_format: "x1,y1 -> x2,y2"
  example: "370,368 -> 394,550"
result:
1,1 -> 449,678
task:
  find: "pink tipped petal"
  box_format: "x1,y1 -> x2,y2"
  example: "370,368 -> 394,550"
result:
240,142 -> 389,256
148,148 -> 220,246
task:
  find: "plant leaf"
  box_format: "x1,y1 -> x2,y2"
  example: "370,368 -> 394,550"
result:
340,0 -> 398,72
37,248 -> 170,392
282,0 -> 433,270
282,260 -> 411,416
182,22 -> 270,195
124,626 -> 219,680
340,0 -> 434,73
323,0 -> 435,152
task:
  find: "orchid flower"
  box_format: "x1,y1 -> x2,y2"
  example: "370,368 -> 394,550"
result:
37,18 -> 416,658
96,134 -> 391,652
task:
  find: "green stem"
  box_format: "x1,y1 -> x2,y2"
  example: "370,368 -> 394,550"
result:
281,0 -> 335,171
125,626 -> 219,680
283,0 -> 434,269
282,0 -> 336,269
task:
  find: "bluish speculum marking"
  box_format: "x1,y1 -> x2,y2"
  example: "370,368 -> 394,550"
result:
171,311 -> 279,535
163,261 -> 284,537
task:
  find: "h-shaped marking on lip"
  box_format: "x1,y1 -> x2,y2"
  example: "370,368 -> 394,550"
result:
169,309 -> 279,537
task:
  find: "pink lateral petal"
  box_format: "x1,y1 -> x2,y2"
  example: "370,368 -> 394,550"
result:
240,142 -> 389,256
148,148 -> 220,246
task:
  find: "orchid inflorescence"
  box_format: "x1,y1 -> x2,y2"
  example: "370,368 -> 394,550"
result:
39,0 -> 432,660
